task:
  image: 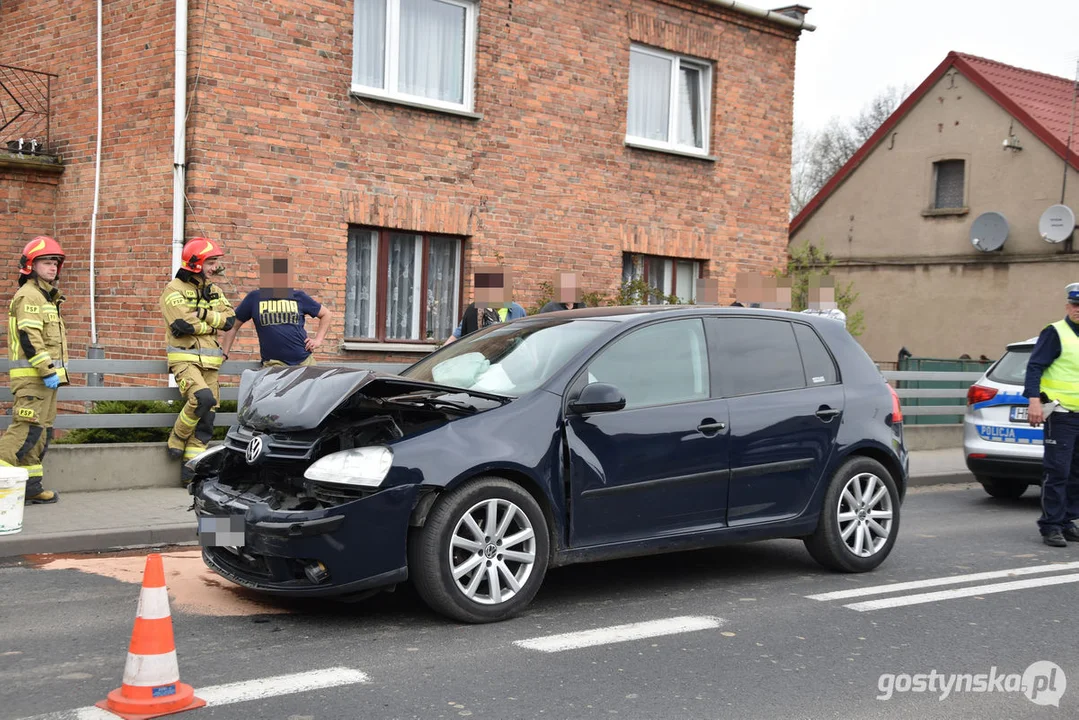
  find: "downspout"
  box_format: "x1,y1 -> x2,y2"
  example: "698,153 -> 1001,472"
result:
89,0 -> 103,345
172,0 -> 188,274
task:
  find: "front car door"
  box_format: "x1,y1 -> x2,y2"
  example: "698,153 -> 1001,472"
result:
564,317 -> 731,546
706,317 -> 844,526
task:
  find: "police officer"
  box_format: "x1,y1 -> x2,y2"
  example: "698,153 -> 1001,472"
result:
1025,282 -> 1079,547
0,236 -> 69,504
161,238 -> 236,483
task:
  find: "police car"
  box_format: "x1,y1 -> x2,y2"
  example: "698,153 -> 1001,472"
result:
963,337 -> 1044,498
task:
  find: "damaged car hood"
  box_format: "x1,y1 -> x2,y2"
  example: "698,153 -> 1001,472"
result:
236,365 -> 507,432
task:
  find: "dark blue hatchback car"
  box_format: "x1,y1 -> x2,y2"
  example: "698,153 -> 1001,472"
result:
191,306 -> 909,623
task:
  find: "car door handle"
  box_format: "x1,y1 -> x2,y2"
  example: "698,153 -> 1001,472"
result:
815,407 -> 842,421
697,420 -> 727,435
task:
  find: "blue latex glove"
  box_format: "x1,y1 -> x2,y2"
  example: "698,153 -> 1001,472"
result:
43,374 -> 60,389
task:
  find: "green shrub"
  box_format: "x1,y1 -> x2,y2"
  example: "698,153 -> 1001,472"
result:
56,399 -> 239,444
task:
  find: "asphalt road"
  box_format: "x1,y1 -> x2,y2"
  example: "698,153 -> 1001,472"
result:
2,482 -> 1077,720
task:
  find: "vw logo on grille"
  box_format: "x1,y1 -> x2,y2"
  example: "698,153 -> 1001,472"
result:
245,435 -> 266,465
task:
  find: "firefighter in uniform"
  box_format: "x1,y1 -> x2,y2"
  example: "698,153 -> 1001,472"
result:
161,238 -> 235,483
0,236 -> 69,504
1025,282 -> 1079,547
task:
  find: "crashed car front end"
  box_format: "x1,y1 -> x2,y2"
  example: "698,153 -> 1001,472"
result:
189,365 -> 504,598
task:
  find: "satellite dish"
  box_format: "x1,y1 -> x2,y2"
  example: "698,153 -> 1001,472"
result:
970,211 -> 1009,252
1038,204 -> 1076,244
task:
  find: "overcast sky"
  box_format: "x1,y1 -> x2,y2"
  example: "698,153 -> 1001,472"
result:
792,0 -> 1079,134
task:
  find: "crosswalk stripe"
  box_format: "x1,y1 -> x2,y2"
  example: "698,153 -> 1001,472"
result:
844,573 -> 1079,612
514,615 -> 724,653
805,561 -> 1079,602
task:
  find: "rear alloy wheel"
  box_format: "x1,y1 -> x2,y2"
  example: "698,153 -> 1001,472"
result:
977,476 -> 1029,500
804,457 -> 900,572
409,477 -> 549,623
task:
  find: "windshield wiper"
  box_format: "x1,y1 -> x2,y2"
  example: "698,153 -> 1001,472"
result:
389,395 -> 481,415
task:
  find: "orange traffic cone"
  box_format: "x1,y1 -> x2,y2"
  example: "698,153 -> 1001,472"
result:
95,553 -> 206,719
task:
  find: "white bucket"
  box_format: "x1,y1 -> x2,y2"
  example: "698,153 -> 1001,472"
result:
0,467 -> 29,535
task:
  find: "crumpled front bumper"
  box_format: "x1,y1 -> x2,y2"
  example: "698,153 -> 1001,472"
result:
194,479 -> 420,598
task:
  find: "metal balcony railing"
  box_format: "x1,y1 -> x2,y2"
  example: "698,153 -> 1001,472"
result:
0,64 -> 57,157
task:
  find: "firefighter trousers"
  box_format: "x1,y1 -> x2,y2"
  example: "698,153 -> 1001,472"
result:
170,362 -> 219,463
0,384 -> 57,496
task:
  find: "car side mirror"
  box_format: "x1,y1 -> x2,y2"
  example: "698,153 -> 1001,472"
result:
570,382 -> 626,415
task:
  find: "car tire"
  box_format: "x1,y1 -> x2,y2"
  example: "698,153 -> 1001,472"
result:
976,476 -> 1029,499
408,477 -> 550,624
804,457 -> 900,573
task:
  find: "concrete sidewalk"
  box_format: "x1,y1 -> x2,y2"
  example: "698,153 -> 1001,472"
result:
0,448 -> 974,560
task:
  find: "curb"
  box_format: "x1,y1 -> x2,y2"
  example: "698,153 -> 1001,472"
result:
0,524 -> 197,560
909,471 -> 975,488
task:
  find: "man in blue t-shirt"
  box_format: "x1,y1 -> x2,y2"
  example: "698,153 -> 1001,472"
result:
220,257 -> 334,366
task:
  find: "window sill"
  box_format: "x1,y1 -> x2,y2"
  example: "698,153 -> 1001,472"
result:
349,89 -> 483,121
921,207 -> 969,217
624,140 -> 716,162
343,341 -> 440,353
0,151 -> 64,173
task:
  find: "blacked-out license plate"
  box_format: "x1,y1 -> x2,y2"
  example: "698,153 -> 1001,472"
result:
1010,406 -> 1028,422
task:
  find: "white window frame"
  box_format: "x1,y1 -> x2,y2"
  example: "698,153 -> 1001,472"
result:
352,0 -> 478,114
626,44 -> 712,157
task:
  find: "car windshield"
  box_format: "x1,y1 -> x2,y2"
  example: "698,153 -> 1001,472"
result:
988,348 -> 1031,386
401,318 -> 612,396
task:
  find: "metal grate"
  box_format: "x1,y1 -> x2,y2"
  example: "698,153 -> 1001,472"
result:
0,64 -> 57,156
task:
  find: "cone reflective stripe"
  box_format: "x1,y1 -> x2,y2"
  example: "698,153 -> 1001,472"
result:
96,554 -> 206,719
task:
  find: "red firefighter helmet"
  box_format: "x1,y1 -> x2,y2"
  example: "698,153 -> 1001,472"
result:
19,236 -> 66,276
181,237 -> 225,274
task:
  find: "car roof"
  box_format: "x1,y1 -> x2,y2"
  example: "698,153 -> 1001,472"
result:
1005,336 -> 1039,350
513,305 -> 837,326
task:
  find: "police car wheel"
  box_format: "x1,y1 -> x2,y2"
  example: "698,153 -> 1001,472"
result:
408,477 -> 550,624
977,476 -> 1029,500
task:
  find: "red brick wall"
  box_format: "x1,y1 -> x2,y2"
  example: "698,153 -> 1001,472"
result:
2,0 -> 799,369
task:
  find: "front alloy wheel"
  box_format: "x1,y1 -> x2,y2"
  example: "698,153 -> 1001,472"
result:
410,477 -> 550,623
805,457 -> 900,572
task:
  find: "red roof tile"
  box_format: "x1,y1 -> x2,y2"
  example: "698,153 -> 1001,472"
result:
790,51 -> 1079,237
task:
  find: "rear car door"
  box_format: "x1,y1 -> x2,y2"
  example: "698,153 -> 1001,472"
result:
706,317 -> 844,526
565,317 -> 731,546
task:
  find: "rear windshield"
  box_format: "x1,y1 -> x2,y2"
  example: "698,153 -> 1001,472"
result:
987,348 -> 1031,386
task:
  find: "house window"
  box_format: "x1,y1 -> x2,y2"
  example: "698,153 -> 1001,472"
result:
626,44 -> 712,155
346,227 -> 463,342
932,159 -> 965,209
622,253 -> 702,305
352,0 -> 477,112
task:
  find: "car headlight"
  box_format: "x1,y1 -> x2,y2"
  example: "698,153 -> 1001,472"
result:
304,446 -> 393,488
184,443 -> 228,476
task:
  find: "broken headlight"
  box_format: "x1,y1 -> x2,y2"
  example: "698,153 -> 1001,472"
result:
303,446 -> 393,488
185,443 -> 228,477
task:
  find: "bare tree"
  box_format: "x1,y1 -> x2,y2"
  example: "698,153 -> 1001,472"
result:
791,85 -> 910,217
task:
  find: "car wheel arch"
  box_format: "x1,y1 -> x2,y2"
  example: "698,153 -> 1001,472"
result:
837,444 -> 907,501
407,468 -> 563,560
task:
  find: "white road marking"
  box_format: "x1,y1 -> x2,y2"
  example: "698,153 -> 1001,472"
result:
805,561 -> 1079,601
844,573 -> 1079,612
18,667 -> 369,720
514,615 -> 723,653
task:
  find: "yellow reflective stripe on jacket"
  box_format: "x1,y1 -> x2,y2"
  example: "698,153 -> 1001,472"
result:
10,368 -> 39,378
28,352 -> 51,367
1041,320 -> 1079,411
16,319 -> 43,330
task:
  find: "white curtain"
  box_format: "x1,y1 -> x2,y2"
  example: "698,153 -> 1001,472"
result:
346,230 -> 377,338
425,237 -> 459,340
354,0 -> 387,89
399,0 -> 466,103
628,50 -> 671,141
676,261 -> 697,304
386,234 -> 421,339
677,65 -> 703,148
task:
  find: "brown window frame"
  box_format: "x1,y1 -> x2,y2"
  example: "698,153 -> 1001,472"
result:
345,226 -> 465,344
623,252 -> 704,304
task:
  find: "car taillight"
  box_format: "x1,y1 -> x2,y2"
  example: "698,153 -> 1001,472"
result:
967,384 -> 998,406
888,383 -> 903,424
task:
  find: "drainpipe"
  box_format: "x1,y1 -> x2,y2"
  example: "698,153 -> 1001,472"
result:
172,0 -> 188,274
86,0 -> 104,385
